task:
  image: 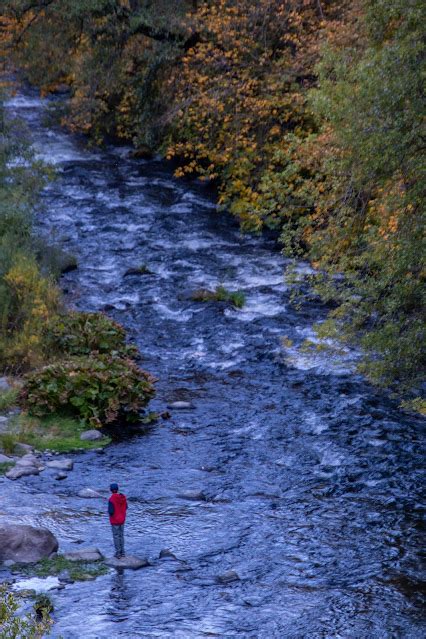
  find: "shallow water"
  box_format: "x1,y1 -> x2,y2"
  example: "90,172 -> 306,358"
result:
1,90 -> 425,638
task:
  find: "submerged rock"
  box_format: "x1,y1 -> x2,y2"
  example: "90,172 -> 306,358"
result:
0,525 -> 58,563
58,569 -> 74,584
55,472 -> 68,480
80,429 -> 103,441
216,570 -> 240,584
159,549 -> 179,560
105,555 -> 150,570
167,401 -> 193,410
77,488 -> 103,498
63,547 -> 103,562
46,458 -> 74,471
178,490 -> 207,502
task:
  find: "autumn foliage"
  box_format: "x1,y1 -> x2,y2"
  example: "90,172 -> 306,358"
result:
2,0 -> 425,395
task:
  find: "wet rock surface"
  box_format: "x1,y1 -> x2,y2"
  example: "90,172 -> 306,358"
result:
0,525 -> 58,563
46,459 -> 74,471
105,555 -> 150,570
1,89 -> 424,638
63,548 -> 103,562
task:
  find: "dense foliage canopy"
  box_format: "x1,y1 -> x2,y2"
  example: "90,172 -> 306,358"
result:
1,0 -> 425,398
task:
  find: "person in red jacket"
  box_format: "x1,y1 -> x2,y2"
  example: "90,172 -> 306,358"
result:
108,482 -> 128,558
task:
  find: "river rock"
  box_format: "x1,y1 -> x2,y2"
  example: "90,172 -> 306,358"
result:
178,490 -> 207,501
78,488 -> 102,498
63,547 -> 103,562
159,549 -> 178,560
0,415 -> 8,424
80,429 -> 103,441
0,377 -> 10,391
55,472 -> 68,480
0,453 -> 13,463
216,570 -> 240,584
105,555 -> 150,570
46,458 -> 73,471
16,454 -> 40,467
58,569 -> 74,584
3,559 -> 16,567
167,401 -> 193,410
0,525 -> 58,563
14,442 -> 34,455
6,465 -> 40,480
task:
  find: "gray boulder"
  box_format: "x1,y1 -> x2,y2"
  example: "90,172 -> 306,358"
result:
105,555 -> 150,570
80,429 -> 103,441
16,454 -> 41,468
46,458 -> 73,471
63,547 -> 103,562
6,465 -> 39,480
0,525 -> 58,563
0,453 -> 13,463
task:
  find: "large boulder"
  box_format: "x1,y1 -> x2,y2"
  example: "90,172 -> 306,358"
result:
0,525 -> 58,563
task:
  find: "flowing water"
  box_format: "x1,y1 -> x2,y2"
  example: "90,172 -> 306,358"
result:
1,91 -> 425,638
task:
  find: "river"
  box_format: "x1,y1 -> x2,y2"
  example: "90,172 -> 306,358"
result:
1,90 -> 424,638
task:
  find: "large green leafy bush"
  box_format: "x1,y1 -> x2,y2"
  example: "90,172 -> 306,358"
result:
18,357 -> 156,427
44,312 -> 138,359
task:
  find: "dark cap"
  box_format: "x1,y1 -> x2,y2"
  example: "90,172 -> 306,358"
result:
110,482 -> 119,491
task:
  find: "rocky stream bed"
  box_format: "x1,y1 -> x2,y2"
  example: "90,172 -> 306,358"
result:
0,90 -> 424,638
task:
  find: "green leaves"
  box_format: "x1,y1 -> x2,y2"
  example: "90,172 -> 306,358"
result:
18,356 -> 156,428
43,311 -> 139,359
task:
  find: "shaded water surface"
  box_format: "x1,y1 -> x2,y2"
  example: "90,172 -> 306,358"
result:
1,91 -> 424,638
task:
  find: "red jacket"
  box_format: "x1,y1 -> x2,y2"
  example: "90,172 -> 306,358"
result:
108,493 -> 128,525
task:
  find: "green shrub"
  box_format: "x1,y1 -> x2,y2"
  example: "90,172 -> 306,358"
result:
0,433 -> 19,455
18,356 -> 155,427
43,312 -> 138,359
0,585 -> 52,638
0,388 -> 18,411
191,286 -> 245,309
0,462 -> 14,475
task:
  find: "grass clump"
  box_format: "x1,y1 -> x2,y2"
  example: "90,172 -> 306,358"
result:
0,414 -> 111,454
0,388 -> 18,411
20,555 -> 108,581
0,433 -> 19,455
0,462 -> 14,474
10,414 -> 111,453
191,286 -> 245,309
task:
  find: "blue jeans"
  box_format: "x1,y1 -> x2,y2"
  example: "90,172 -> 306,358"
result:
111,524 -> 125,557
